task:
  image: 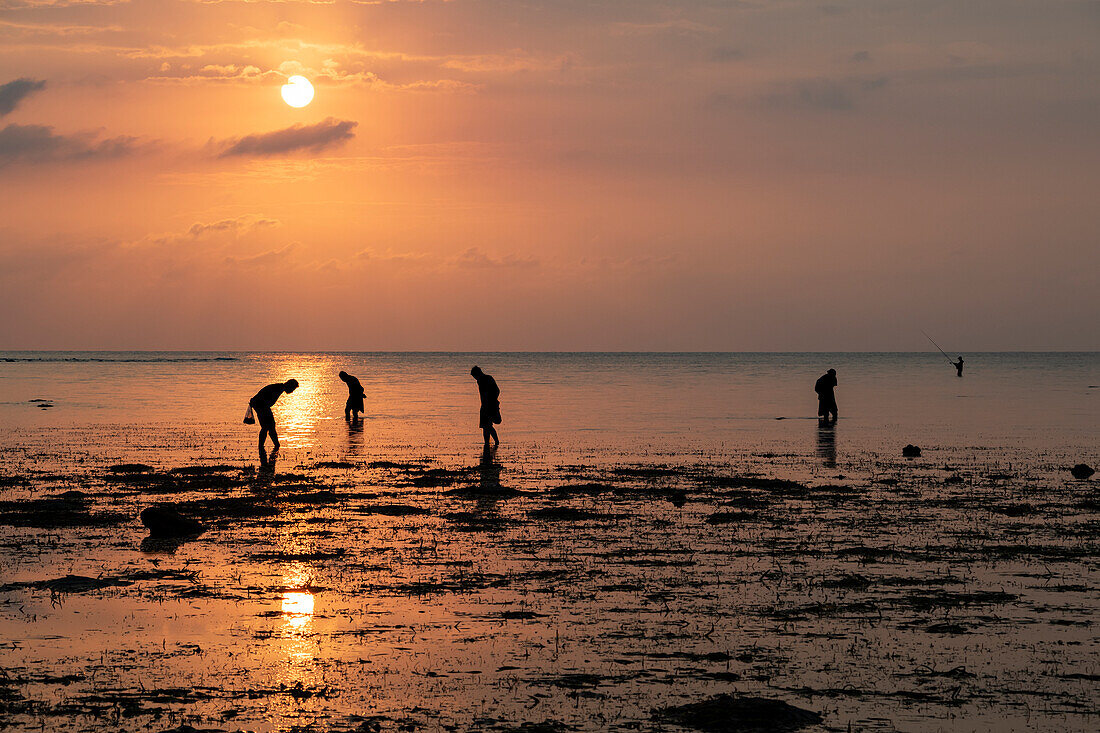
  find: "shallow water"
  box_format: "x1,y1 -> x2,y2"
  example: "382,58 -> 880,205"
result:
0,353 -> 1097,732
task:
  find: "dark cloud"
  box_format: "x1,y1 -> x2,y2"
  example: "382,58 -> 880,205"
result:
708,46 -> 744,63
759,76 -> 889,112
0,78 -> 46,116
0,123 -> 138,167
215,118 -> 357,158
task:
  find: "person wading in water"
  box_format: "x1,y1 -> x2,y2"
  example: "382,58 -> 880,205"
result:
815,369 -> 838,423
339,371 -> 365,422
471,366 -> 501,447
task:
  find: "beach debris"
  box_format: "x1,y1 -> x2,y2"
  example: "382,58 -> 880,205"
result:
140,505 -> 205,538
706,510 -> 757,524
528,507 -> 607,521
357,503 -> 430,516
1070,463 -> 1094,480
653,694 -> 823,732
501,722 -> 573,733
902,444 -> 922,458
109,463 -> 155,474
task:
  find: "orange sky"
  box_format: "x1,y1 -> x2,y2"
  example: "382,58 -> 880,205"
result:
1,0 -> 1097,350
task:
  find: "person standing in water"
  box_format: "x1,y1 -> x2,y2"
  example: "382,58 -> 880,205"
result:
954,357 -> 964,377
339,371 -> 365,421
248,379 -> 298,450
471,366 -> 500,447
815,368 -> 838,422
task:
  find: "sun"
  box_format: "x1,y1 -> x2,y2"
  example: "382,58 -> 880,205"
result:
281,76 -> 314,108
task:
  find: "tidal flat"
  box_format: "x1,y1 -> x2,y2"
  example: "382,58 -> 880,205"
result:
1,440 -> 1097,732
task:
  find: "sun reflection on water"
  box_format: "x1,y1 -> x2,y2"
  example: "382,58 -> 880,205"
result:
279,564 -> 317,670
281,590 -> 315,629
268,356 -> 342,450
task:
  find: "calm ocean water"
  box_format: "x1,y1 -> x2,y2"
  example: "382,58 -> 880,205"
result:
0,352 -> 1096,464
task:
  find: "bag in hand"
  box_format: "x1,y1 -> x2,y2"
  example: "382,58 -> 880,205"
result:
243,404 -> 256,425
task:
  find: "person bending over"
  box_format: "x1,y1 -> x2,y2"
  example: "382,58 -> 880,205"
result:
471,366 -> 501,447
249,379 -> 298,450
339,371 -> 365,421
815,368 -> 838,422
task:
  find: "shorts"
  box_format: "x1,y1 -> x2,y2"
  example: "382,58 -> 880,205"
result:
250,400 -> 276,430
479,403 -> 501,429
346,395 -> 364,414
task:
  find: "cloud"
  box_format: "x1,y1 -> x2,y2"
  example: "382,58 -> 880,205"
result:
0,78 -> 46,116
214,117 -> 357,158
0,123 -> 138,167
452,247 -> 539,269
758,76 -> 889,112
610,20 -> 718,37
708,46 -> 744,63
224,243 -> 296,268
187,216 -> 279,238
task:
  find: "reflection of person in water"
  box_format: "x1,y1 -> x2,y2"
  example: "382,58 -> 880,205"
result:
258,444 -> 278,485
479,444 -> 501,493
471,366 -> 501,447
815,369 -> 838,422
339,371 -> 365,421
249,379 -> 298,450
954,357 -> 964,377
816,420 -> 837,468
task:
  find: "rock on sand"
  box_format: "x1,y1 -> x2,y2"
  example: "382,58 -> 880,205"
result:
1070,463 -> 1094,480
653,694 -> 823,732
140,506 -> 204,538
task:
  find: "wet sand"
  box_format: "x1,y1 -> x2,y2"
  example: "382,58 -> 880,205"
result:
1,438 -> 1097,732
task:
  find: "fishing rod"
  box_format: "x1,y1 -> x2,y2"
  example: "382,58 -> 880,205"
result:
920,329 -> 956,367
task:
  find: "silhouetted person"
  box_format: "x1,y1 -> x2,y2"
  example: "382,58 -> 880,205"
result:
339,371 -> 365,421
954,357 -> 964,377
815,368 -> 838,422
249,379 -> 298,450
471,366 -> 500,447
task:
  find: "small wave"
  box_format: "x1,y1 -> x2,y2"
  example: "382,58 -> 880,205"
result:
1,356 -> 239,363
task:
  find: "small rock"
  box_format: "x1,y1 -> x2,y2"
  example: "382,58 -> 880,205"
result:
140,506 -> 204,538
902,444 -> 922,458
1070,463 -> 1094,480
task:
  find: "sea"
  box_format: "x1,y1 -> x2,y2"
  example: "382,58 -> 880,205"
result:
0,352 -> 1096,467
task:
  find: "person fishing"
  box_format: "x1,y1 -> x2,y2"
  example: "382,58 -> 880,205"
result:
922,330 -> 963,376
339,371 -> 365,421
471,366 -> 501,447
244,379 -> 298,450
815,368 -> 838,422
